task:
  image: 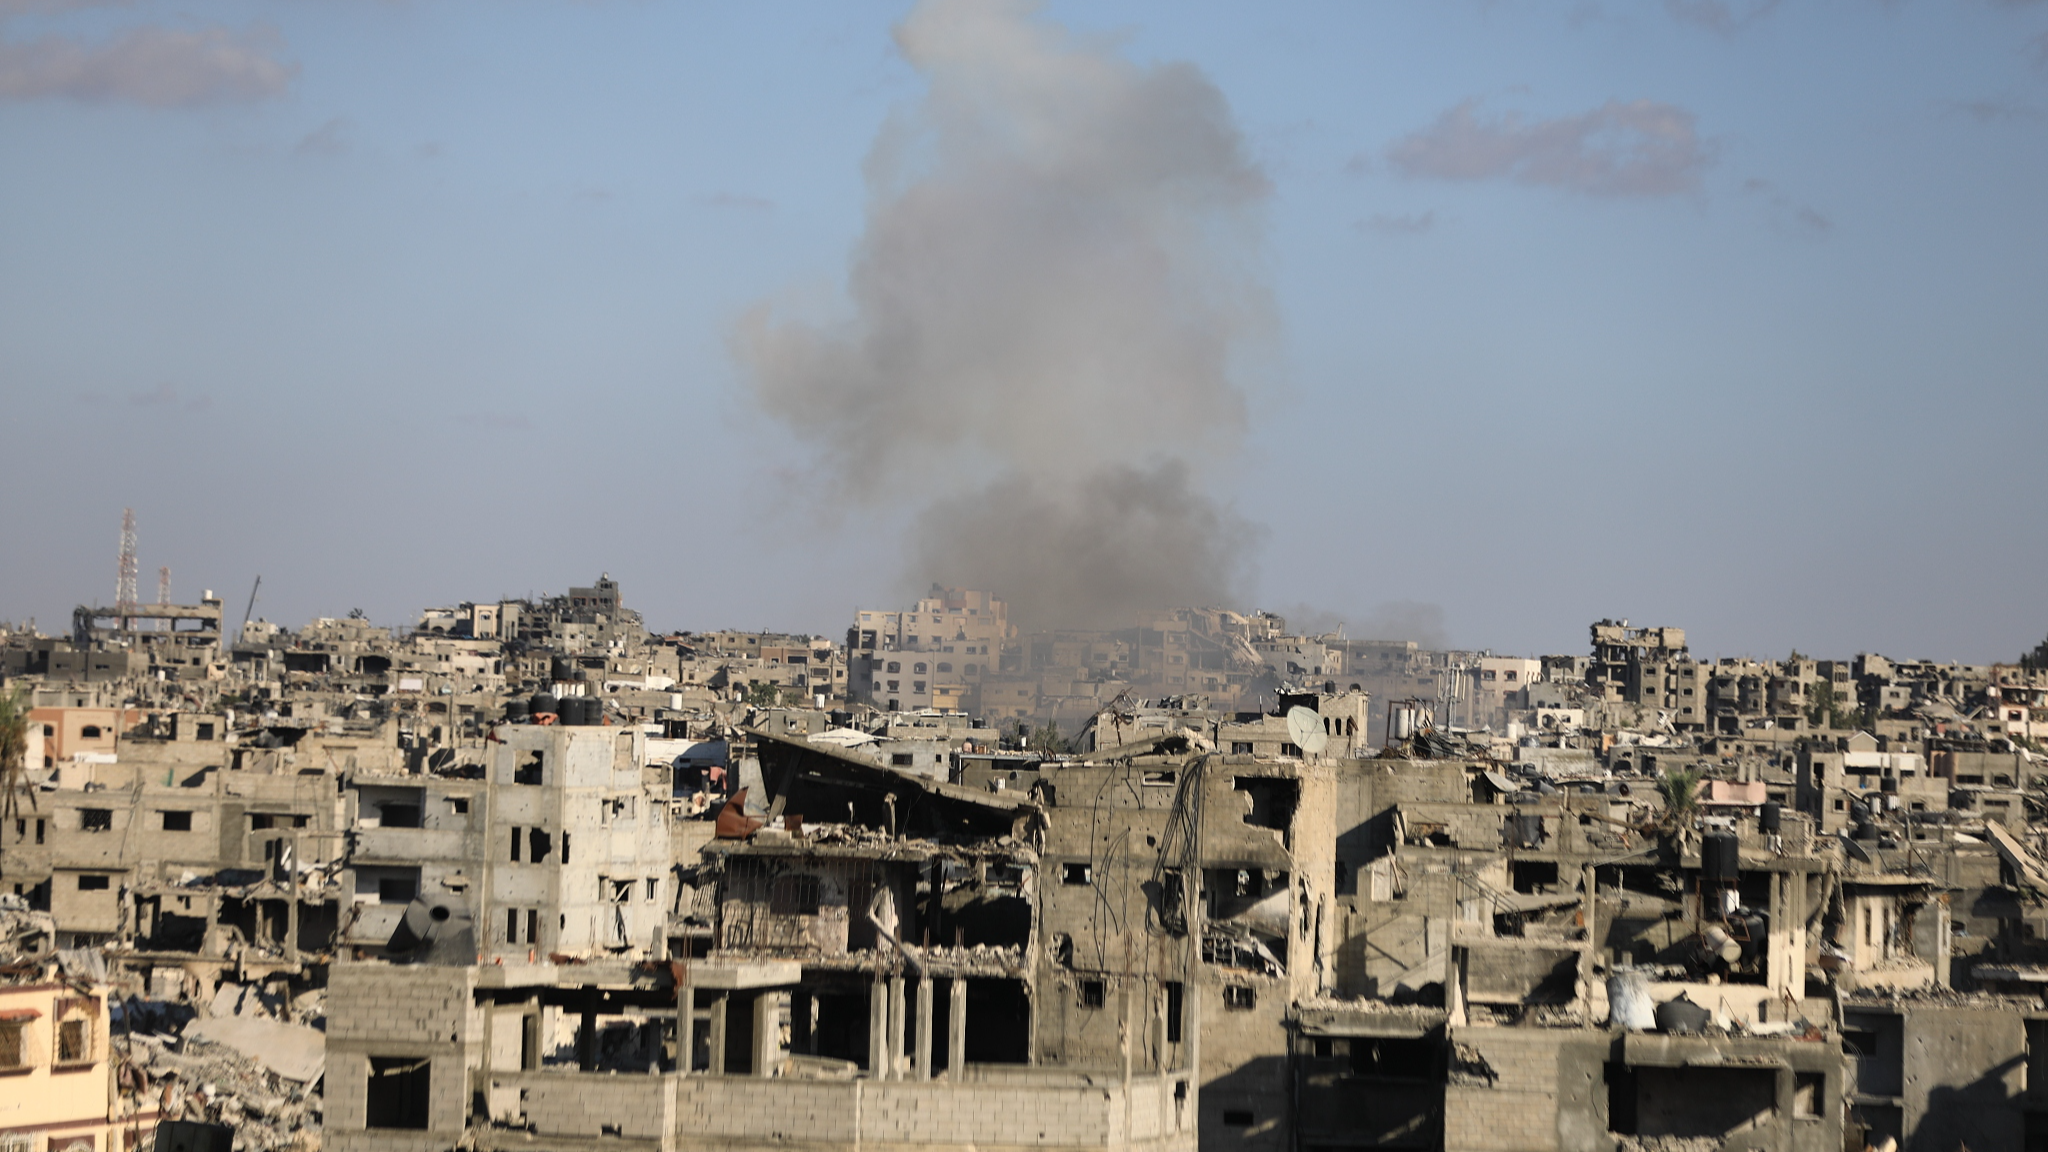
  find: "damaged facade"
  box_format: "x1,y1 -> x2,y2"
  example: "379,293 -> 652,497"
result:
5,591 -> 2048,1151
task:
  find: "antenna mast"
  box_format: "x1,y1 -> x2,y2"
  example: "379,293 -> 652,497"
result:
157,566 -> 171,606
116,508 -> 139,627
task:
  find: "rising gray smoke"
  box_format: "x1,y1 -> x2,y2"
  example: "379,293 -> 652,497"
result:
735,0 -> 1270,628
1277,600 -> 1450,650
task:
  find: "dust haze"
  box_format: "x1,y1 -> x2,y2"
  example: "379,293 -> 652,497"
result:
735,0 -> 1270,629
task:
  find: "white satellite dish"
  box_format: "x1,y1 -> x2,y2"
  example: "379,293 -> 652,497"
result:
1285,706 -> 1329,757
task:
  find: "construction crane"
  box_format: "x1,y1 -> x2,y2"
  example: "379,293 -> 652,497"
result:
238,575 -> 262,646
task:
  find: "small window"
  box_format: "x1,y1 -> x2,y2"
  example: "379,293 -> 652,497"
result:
450,798 -> 469,814
1223,985 -> 1256,1010
195,722 -> 215,741
1221,1109 -> 1254,1127
0,1020 -> 27,1070
161,811 -> 192,832
891,753 -> 914,767
57,1018 -> 91,1064
80,809 -> 112,832
77,875 -> 111,891
80,726 -> 102,739
1063,862 -> 1092,885
1080,980 -> 1105,1009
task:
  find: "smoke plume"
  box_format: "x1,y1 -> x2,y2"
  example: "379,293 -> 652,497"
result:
736,0 -> 1270,628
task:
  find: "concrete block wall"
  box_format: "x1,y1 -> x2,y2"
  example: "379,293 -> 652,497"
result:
491,1069 -> 676,1143
1441,1028 -> 1572,1152
325,963 -> 481,1152
666,1073 -> 1194,1152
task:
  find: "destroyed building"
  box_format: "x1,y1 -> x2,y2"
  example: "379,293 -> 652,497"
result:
8,588 -> 2048,1151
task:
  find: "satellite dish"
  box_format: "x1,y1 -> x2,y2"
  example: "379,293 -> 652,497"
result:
1285,706 -> 1329,756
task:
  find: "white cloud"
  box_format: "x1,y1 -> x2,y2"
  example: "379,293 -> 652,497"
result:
0,24 -> 295,106
1388,97 -> 1712,198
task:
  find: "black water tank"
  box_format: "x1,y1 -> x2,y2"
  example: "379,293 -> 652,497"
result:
503,698 -> 530,723
1703,831 -> 1739,881
1654,994 -> 1712,1035
561,697 -> 588,726
551,656 -> 575,681
1758,801 -> 1782,834
1881,776 -> 1898,794
529,692 -> 558,718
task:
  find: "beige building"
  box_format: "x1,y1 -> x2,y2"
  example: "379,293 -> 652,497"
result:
0,982 -> 158,1152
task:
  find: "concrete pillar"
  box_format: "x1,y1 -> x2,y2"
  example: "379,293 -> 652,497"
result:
868,973 -> 889,1075
708,993 -> 728,1075
1154,977 -> 1168,1072
913,978 -> 932,1080
750,991 -> 779,1077
948,977 -> 967,1077
887,974 -> 907,1080
676,972 -> 694,1073
1935,894 -> 1953,987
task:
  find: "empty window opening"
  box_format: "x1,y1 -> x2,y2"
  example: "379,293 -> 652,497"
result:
366,1056 -> 432,1129
1350,1036 -> 1437,1080
1164,982 -> 1184,1044
964,979 -> 1031,1065
1511,860 -> 1559,894
1080,979 -> 1105,1009
1223,985 -> 1256,1010
77,875 -> 111,891
1793,1072 -> 1825,1119
81,809 -> 112,832
161,810 -> 192,832
1063,862 -> 1093,886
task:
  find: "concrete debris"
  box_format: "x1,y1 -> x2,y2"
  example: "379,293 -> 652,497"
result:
11,582 -> 2048,1152
182,1015 -> 326,1084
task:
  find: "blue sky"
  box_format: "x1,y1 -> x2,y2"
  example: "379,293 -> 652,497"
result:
2,0 -> 2044,661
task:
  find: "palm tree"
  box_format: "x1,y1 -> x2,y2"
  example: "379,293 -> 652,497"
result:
1657,768 -> 1701,830
0,684 -> 33,866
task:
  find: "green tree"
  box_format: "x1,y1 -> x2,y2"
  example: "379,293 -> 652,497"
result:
1027,722 -> 1070,756
1807,679 -> 1837,729
745,681 -> 783,708
0,685 -> 33,867
1657,768 -> 1701,829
